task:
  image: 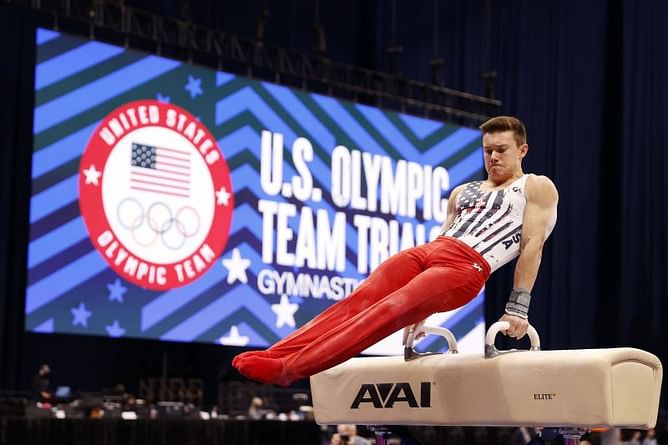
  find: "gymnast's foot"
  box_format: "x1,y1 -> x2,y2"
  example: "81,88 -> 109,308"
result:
232,350 -> 275,367
234,356 -> 294,387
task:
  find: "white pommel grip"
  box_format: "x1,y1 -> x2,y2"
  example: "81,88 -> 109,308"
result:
485,321 -> 541,358
404,325 -> 458,361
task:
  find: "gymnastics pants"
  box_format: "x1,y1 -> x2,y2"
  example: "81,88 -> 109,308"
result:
233,236 -> 490,386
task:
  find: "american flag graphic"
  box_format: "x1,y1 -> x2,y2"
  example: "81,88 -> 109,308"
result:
130,143 -> 190,198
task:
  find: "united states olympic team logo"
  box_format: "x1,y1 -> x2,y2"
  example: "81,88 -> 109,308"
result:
79,100 -> 234,290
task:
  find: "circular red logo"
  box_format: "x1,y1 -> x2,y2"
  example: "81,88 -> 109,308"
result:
78,100 -> 234,290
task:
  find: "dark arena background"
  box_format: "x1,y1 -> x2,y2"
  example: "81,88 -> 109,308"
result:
0,1 -> 667,444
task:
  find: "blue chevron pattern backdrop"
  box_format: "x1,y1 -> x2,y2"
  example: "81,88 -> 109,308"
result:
26,28 -> 486,355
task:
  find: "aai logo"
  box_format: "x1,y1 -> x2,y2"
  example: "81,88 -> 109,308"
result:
350,382 -> 432,409
78,100 -> 234,290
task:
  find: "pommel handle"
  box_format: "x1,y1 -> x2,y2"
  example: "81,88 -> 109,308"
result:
485,321 -> 540,358
404,325 -> 458,361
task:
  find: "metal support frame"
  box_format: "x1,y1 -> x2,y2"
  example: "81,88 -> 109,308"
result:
10,0 -> 501,126
559,428 -> 588,445
369,425 -> 393,445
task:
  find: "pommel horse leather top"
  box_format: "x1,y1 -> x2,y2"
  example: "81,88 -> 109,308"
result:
310,322 -> 663,429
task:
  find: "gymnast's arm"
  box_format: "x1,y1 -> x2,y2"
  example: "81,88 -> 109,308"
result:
500,175 -> 558,338
402,184 -> 465,345
440,184 -> 465,232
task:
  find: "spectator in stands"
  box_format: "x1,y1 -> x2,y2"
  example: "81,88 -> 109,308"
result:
31,364 -> 51,402
107,383 -> 137,411
337,424 -> 371,445
642,429 -> 657,445
247,396 -> 266,419
511,426 -> 543,445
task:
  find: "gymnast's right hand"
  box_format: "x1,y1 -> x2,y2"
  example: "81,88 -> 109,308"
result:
402,319 -> 426,345
498,313 -> 529,339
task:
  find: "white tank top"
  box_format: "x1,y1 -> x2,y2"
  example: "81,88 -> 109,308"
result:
442,174 -> 530,272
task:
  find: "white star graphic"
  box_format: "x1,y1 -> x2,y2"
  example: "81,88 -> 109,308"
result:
107,278 -> 127,303
71,303 -> 92,327
216,186 -> 231,206
221,248 -> 251,284
219,325 -> 250,346
156,92 -> 171,103
82,164 -> 102,186
184,75 -> 203,98
106,320 -> 126,337
271,294 -> 299,328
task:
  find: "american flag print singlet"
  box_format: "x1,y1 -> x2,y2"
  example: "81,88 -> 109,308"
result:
442,174 -> 530,272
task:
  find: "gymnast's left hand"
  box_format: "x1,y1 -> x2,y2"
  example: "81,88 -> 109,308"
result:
402,319 -> 426,345
498,313 -> 529,339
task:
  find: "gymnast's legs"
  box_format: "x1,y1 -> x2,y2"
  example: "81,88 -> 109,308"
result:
233,236 -> 489,386
234,242 -> 430,365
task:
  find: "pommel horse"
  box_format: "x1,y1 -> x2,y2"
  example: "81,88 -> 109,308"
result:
310,322 -> 663,445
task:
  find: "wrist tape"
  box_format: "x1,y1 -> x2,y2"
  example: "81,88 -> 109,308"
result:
505,288 -> 531,319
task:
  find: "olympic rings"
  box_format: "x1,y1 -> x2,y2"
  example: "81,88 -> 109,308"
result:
131,213 -> 159,247
147,201 -> 173,234
117,197 -> 144,230
175,206 -> 200,237
115,198 -> 202,249
161,217 -> 188,250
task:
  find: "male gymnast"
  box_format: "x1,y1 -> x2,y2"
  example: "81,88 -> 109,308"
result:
233,115 -> 559,387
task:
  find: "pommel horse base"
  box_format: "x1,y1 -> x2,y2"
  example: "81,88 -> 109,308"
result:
310,322 -> 663,445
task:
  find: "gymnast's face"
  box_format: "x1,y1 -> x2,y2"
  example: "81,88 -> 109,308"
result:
482,130 -> 528,184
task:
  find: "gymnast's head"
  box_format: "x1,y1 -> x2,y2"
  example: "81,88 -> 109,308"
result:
479,115 -> 529,183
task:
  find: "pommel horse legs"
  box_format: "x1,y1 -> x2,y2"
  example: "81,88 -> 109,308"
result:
310,322 -> 663,445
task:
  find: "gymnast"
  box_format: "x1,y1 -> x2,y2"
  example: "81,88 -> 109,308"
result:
233,115 -> 559,387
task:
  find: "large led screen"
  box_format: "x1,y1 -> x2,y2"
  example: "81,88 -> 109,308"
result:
26,28 -> 486,355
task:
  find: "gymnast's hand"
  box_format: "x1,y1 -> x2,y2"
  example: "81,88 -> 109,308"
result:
402,319 -> 426,345
498,313 -> 529,339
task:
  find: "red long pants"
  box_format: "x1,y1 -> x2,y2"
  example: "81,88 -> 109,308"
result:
233,236 -> 490,386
